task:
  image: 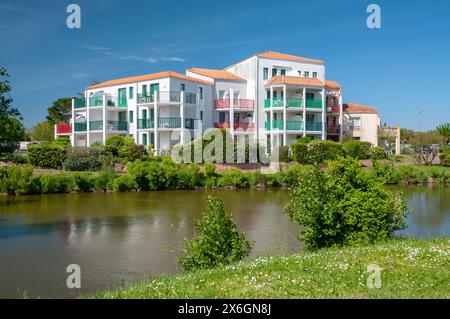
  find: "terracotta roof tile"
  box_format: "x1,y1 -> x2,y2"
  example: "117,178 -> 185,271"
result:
266,76 -> 324,87
256,51 -> 325,65
344,103 -> 378,113
187,68 -> 245,81
87,71 -> 212,89
325,80 -> 341,90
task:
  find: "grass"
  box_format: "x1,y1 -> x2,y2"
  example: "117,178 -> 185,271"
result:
91,238 -> 450,299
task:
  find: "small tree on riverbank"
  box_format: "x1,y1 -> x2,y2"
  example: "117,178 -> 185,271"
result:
284,157 -> 409,250
177,196 -> 252,271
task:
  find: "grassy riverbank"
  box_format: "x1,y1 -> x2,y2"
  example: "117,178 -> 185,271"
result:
92,238 -> 449,299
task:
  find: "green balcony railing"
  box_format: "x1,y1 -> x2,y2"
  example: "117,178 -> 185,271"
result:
286,121 -> 303,130
74,122 -> 87,132
286,98 -> 303,108
264,97 -> 303,108
265,121 -> 271,130
137,119 -> 155,129
306,99 -> 322,109
89,96 -> 103,107
107,121 -> 128,131
306,121 -> 322,131
89,120 -> 103,131
158,117 -> 181,128
74,98 -> 86,108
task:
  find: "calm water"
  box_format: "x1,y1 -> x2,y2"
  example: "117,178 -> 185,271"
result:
0,186 -> 448,298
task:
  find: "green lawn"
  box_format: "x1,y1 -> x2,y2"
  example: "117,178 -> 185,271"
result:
91,238 -> 450,299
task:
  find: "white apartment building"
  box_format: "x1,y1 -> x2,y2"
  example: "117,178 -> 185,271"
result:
57,51 -> 379,152
343,103 -> 381,145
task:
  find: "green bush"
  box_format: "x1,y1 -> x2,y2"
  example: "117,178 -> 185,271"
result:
273,146 -> 289,162
370,146 -> 387,160
177,196 -> 252,271
71,172 -> 95,192
217,168 -> 250,188
297,136 -> 313,144
394,165 -> 428,184
0,166 -> 41,195
27,143 -> 66,168
176,164 -> 203,189
63,147 -> 103,171
40,173 -> 72,194
440,147 -> 450,166
52,136 -> 71,148
94,168 -> 117,191
291,142 -> 308,164
203,163 -> 218,187
282,165 -> 308,187
343,141 -> 371,160
306,140 -> 346,164
112,175 -> 137,192
284,157 -> 408,250
117,143 -> 147,162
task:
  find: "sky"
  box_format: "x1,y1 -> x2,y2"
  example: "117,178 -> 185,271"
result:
0,0 -> 449,130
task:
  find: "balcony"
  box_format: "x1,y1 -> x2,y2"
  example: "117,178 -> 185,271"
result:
214,122 -> 254,130
55,123 -> 72,134
327,124 -> 341,134
137,117 -> 195,129
74,98 -> 86,109
214,99 -> 255,110
306,121 -> 323,131
107,121 -> 128,131
137,91 -> 197,105
306,99 -> 322,109
326,104 -> 340,113
264,120 -> 304,131
89,120 -> 103,131
264,98 -> 304,108
89,96 -> 103,107
74,122 -> 87,132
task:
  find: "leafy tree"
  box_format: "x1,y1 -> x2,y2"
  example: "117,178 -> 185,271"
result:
284,157 -> 408,250
29,121 -> 54,141
0,67 -> 25,156
436,122 -> 450,144
409,130 -> 445,165
46,97 -> 72,124
177,196 -> 252,271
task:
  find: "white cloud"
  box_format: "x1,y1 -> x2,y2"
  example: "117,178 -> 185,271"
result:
162,57 -> 186,62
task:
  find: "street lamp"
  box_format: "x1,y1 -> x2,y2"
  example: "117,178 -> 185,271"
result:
419,110 -> 423,132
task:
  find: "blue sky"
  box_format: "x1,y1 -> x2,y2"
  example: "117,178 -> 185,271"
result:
0,0 -> 449,130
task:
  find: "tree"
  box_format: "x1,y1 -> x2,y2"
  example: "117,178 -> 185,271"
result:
436,122 -> 450,145
46,97 -> 72,124
409,130 -> 445,165
177,196 -> 252,271
0,67 -> 25,156
29,121 -> 54,141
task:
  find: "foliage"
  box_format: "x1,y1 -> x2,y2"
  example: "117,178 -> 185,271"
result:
306,140 -> 346,164
0,67 -> 25,157
370,146 -> 387,160
95,168 -> 117,191
112,175 -> 137,192
39,173 -> 72,194
27,143 -> 66,168
273,146 -> 289,162
217,168 -> 250,188
290,142 -> 308,164
436,122 -> 450,144
52,136 -> 71,148
408,130 -> 445,165
343,141 -> 371,160
284,158 -> 408,250
177,196 -> 252,271
71,172 -> 95,192
440,147 -> 450,167
117,143 -> 147,162
297,136 -> 314,144
62,147 -> 103,171
0,166 -> 40,195
29,121 -> 54,141
46,97 -> 72,124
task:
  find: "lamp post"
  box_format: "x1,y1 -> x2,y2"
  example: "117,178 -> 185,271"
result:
419,110 -> 423,132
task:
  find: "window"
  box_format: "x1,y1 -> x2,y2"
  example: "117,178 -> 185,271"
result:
219,113 -> 225,122
306,114 -> 315,122
181,83 -> 185,91
118,88 -> 127,107
281,69 -> 286,76
142,85 -> 147,97
219,90 -> 226,99
129,87 -> 134,99
350,117 -> 361,127
200,110 -> 203,120
272,68 -> 277,77
306,93 -> 314,100
312,72 -> 318,78
233,91 -> 240,100
273,91 -> 278,98
266,91 -> 270,99
129,111 -> 134,124
142,133 -> 148,147
199,87 -> 203,100
304,71 -> 310,78
263,68 -> 269,80
298,70 -> 302,76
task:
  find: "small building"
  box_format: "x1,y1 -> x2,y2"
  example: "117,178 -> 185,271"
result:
343,103 -> 380,145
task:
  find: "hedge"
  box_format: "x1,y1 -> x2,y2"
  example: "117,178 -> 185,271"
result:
27,143 -> 67,168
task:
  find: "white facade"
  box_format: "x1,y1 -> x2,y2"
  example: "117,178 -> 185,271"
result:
57,51 -> 360,153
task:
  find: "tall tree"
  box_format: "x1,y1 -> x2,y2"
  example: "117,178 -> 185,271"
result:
436,122 -> 450,144
46,97 -> 72,124
29,121 -> 54,141
0,67 -> 25,156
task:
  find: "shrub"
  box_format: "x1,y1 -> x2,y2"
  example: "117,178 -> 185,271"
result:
27,143 -> 66,168
0,166 -> 41,195
176,164 -> 202,189
112,175 -> 137,192
94,168 -> 117,191
117,143 -> 147,162
370,161 -> 399,184
306,140 -> 346,164
217,168 -> 250,188
273,146 -> 289,162
282,165 -> 308,187
297,136 -> 313,144
343,141 -> 372,160
63,147 -> 103,171
71,172 -> 95,192
440,147 -> 450,166
370,146 -> 387,160
291,142 -> 308,164
394,165 -> 427,184
52,136 -> 71,148
177,196 -> 252,271
39,173 -> 72,194
284,157 -> 408,250
203,163 -> 218,187
127,160 -> 152,190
